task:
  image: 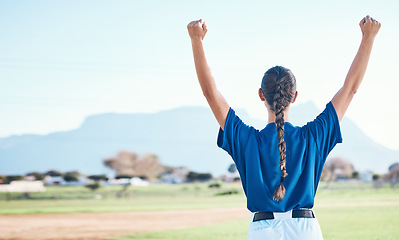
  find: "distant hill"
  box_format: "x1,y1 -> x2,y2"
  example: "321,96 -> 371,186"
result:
0,102 -> 397,176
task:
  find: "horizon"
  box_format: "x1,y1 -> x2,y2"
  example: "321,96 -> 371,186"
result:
1,100 -> 399,152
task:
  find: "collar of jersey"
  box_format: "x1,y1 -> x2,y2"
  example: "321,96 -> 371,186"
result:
260,122 -> 294,134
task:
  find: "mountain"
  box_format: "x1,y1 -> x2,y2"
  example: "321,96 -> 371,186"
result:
0,102 -> 398,176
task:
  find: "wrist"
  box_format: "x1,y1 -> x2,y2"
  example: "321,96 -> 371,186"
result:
191,37 -> 203,44
361,35 -> 375,43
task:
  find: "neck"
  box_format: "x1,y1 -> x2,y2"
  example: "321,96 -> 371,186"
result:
267,107 -> 290,123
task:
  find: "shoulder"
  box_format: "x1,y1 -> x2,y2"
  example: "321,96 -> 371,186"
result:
217,107 -> 258,165
300,101 -> 343,156
224,108 -> 258,133
302,102 -> 340,129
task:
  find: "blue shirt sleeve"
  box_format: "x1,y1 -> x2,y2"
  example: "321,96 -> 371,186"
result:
217,108 -> 253,167
304,101 -> 343,160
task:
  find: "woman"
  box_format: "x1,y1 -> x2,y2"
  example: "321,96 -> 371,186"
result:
187,16 -> 380,239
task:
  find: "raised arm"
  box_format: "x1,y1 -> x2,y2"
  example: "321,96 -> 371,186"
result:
331,15 -> 381,121
187,19 -> 230,130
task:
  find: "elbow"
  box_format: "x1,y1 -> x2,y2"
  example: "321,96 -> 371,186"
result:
202,89 -> 211,99
203,92 -> 215,102
350,86 -> 359,95
342,84 -> 359,96
202,88 -> 218,101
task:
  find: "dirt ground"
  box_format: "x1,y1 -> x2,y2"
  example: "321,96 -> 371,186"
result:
0,207 -> 250,240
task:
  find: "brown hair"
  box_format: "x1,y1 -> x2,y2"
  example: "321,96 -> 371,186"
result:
261,66 -> 297,201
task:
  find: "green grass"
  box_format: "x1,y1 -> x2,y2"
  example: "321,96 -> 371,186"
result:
316,182 -> 399,205
0,183 -> 246,214
108,219 -> 249,240
0,195 -> 246,214
317,205 -> 399,240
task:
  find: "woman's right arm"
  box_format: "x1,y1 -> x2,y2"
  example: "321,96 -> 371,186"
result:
187,19 -> 230,130
331,15 -> 381,121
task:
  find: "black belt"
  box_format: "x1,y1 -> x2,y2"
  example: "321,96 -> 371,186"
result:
253,209 -> 315,222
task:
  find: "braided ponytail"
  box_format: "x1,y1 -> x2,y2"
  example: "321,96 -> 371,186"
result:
261,66 -> 296,202
273,82 -> 289,201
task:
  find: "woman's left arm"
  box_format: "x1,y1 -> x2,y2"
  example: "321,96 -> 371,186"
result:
188,19 -> 230,130
331,16 -> 381,121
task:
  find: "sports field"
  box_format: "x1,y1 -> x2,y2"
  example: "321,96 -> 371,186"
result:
0,182 -> 398,239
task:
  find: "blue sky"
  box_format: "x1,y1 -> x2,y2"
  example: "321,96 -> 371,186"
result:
0,0 -> 398,150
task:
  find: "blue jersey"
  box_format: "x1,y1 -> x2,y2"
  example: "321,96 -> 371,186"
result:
217,102 -> 342,212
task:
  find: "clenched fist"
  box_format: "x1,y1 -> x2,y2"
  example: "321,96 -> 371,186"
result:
187,19 -> 208,41
359,15 -> 381,38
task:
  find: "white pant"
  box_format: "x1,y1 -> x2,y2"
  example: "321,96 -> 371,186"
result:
247,210 -> 324,240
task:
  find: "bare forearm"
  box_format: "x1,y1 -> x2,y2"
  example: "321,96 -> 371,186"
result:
332,37 -> 375,120
331,16 -> 380,121
190,38 -> 229,129
343,36 -> 375,94
187,19 -> 229,129
191,39 -> 218,97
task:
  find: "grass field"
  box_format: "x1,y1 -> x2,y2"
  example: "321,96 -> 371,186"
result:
1,182 -> 398,239
0,183 -> 246,214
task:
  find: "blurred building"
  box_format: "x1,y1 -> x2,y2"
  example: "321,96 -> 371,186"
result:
0,181 -> 46,193
160,166 -> 190,184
